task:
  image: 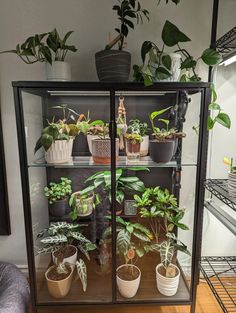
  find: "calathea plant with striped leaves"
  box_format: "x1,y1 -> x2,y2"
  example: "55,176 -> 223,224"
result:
36,222 -> 96,292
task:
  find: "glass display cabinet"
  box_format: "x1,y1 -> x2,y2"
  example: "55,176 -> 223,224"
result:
13,81 -> 211,313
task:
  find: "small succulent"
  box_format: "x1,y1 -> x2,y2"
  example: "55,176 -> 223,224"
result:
125,133 -> 143,144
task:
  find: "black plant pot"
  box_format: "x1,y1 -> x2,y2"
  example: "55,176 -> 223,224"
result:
149,140 -> 175,163
49,198 -> 68,217
95,50 -> 131,82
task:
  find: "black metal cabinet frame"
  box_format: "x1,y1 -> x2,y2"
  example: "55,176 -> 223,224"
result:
13,81 -> 211,313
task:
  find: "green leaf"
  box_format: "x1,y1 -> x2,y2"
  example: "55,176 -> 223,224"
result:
40,234 -> 67,244
41,134 -> 53,151
34,137 -> 42,154
211,84 -> 217,102
201,48 -> 223,66
162,20 -> 191,47
216,113 -> 231,129
181,57 -> 196,70
162,55 -> 172,70
156,66 -> 171,80
76,259 -> 87,292
141,41 -> 153,63
207,116 -> 215,130
209,102 -> 220,110
150,106 -> 172,120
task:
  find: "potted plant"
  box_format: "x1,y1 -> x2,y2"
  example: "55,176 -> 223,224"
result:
89,124 -> 119,164
34,105 -> 81,164
44,177 -> 72,217
81,167 -> 148,214
103,216 -> 153,298
155,233 -> 190,296
95,0 -> 149,81
149,107 -> 185,163
223,157 -> 236,198
134,186 -> 189,243
0,29 -> 77,81
127,119 -> 149,156
37,222 -> 96,297
125,133 -> 143,161
76,112 -> 104,154
69,191 -> 101,219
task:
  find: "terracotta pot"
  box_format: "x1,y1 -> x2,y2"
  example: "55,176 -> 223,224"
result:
45,265 -> 73,298
156,263 -> 180,296
95,50 -> 131,82
149,140 -> 175,163
91,138 -> 119,164
116,264 -> 141,298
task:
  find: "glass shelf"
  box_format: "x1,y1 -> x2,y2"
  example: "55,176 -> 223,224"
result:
28,156 -> 197,169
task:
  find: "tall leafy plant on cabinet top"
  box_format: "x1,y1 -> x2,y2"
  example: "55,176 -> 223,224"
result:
95,0 -> 181,82
0,28 -> 77,81
133,20 -> 231,130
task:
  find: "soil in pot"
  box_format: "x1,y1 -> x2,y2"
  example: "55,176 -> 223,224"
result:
149,140 -> 175,163
117,265 -> 140,281
49,198 -> 68,217
54,246 -> 76,260
157,265 -> 179,278
47,264 -> 72,281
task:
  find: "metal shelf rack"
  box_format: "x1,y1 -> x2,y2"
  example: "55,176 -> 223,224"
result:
200,257 -> 236,313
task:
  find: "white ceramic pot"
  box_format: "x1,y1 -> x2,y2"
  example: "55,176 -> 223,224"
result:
228,172 -> 236,198
46,61 -> 71,81
156,263 -> 180,296
45,138 -> 73,164
116,264 -> 141,298
45,265 -> 73,298
167,53 -> 181,82
140,135 -> 149,157
52,245 -> 78,268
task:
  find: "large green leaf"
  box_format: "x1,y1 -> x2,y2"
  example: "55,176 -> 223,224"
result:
162,55 -> 172,70
76,259 -> 87,292
40,234 -> 67,244
141,41 -> 153,63
156,66 -> 172,80
201,48 -> 223,66
162,20 -> 191,47
116,230 -> 130,254
150,106 -> 172,121
41,133 -> 53,151
159,240 -> 174,268
216,113 -> 231,129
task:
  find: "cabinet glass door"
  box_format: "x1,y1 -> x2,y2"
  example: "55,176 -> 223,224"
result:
110,89 -> 202,303
20,88 -> 114,304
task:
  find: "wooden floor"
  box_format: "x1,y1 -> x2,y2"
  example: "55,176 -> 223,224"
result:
34,283 -> 223,313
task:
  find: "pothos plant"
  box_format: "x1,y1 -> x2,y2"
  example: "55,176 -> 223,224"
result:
0,29 -> 77,64
36,222 -> 96,292
127,119 -> 148,137
134,187 -> 188,243
103,216 -> 153,264
133,20 -> 231,130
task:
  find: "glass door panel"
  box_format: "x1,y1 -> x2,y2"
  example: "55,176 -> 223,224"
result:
21,89 -> 113,304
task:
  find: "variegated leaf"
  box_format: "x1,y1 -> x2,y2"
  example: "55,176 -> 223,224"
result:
76,259 -> 87,292
40,234 -> 67,244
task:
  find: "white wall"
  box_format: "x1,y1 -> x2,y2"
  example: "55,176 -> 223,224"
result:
0,0 -> 220,266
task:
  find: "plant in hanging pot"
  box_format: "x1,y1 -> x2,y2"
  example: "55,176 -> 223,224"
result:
81,167 -> 148,215
36,222 -> 96,298
125,133 -> 143,161
34,106 -> 81,164
134,186 -> 188,243
154,233 -> 190,297
69,191 -> 101,219
223,157 -> 236,198
149,107 -> 185,163
44,177 -> 72,217
95,0 -> 149,82
127,119 -> 149,156
0,29 -> 77,81
103,216 -> 153,298
89,124 -> 119,164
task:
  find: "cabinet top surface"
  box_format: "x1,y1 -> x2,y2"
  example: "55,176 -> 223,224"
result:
12,81 -> 211,90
